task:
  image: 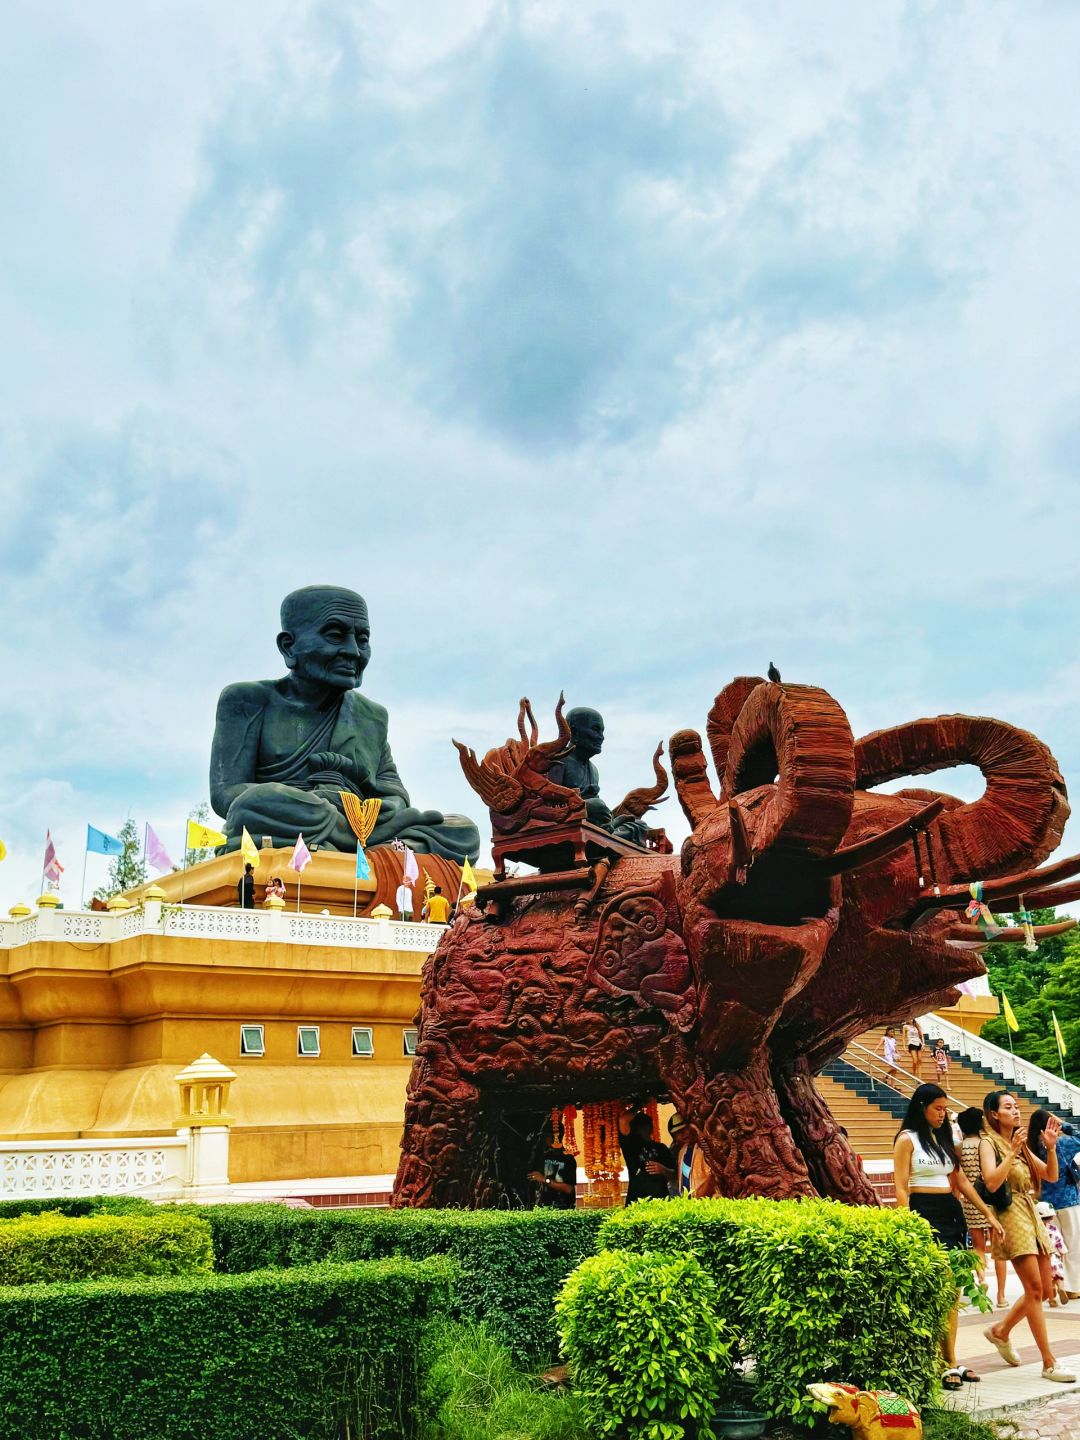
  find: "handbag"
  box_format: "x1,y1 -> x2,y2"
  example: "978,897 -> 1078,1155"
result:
975,1176 -> 1013,1212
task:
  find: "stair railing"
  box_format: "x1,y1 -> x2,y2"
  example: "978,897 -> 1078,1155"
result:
840,1042 -> 965,1112
920,1013 -> 1080,1118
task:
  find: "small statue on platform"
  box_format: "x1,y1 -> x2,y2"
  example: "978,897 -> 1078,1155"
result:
209,585 -> 480,862
546,707 -> 665,844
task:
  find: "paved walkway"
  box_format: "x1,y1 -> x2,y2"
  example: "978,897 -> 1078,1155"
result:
942,1281 -> 1080,1419
1011,1393 -> 1080,1438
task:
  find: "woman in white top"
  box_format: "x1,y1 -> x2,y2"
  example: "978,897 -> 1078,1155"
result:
904,1017 -> 924,1079
893,1083 -> 1004,1389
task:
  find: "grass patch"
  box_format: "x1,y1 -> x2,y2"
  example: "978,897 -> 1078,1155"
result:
419,1322 -> 581,1440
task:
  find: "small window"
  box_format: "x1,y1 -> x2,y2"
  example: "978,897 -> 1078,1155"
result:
403,1027 -> 419,1057
297,1025 -> 321,1057
240,1024 -> 265,1057
351,1026 -> 374,1058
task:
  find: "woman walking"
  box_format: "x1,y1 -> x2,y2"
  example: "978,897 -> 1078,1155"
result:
1031,1113 -> 1080,1300
981,1092 -> 1076,1382
893,1084 -> 1004,1388
956,1107 -> 1008,1307
904,1018 -> 925,1079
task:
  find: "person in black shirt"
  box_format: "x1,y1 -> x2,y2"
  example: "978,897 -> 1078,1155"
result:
618,1109 -> 675,1204
528,1136 -> 578,1209
237,863 -> 255,909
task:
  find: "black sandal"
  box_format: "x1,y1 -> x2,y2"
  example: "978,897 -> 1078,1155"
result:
957,1367 -> 981,1383
942,1369 -> 964,1391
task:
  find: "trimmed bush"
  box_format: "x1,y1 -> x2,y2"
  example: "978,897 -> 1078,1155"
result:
0,1195 -> 154,1220
557,1249 -> 733,1440
419,1320 -> 582,1440
0,1255 -> 454,1440
0,1212 -> 213,1284
598,1196 -> 955,1423
191,1203 -> 605,1364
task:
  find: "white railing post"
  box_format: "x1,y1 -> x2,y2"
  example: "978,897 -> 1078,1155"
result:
922,1011 -> 1080,1116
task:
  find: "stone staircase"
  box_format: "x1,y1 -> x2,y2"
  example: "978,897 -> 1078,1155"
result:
815,1020 -> 1080,1166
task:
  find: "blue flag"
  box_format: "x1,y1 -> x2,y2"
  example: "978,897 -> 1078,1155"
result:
87,825 -> 124,857
355,845 -> 371,880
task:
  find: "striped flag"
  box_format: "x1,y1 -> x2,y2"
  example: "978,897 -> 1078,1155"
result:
43,831 -> 63,884
289,834 -> 312,874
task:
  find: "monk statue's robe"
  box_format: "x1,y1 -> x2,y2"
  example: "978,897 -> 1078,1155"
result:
210,681 -> 480,862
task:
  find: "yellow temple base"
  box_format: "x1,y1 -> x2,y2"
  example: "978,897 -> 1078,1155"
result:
0,848 -> 480,1183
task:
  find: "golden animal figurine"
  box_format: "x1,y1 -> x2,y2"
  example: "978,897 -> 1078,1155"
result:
808,1383 -> 922,1440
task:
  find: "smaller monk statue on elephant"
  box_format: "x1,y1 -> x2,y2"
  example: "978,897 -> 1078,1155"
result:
546,707 -> 665,844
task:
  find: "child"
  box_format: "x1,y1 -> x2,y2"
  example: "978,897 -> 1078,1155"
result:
1037,1201 -> 1070,1306
881,1027 -> 899,1090
933,1040 -> 950,1081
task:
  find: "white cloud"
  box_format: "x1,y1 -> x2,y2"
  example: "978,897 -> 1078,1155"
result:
3,0 -> 1080,909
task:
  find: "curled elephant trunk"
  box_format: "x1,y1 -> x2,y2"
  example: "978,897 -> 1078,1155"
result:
855,715 -> 1069,885
722,682 -> 856,858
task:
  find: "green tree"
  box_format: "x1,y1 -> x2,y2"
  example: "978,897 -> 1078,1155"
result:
91,819 -> 148,903
981,908 -> 1080,1083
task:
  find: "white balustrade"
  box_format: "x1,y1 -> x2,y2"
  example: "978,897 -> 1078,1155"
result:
0,900 -> 446,955
0,1136 -> 187,1200
922,1011 -> 1080,1116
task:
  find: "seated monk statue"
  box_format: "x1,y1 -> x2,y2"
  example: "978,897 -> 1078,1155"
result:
209,585 -> 480,863
545,707 -> 649,845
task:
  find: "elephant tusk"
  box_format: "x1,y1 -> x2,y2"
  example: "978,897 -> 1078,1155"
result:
821,798 -> 944,876
942,919 -> 1077,945
904,849 -> 1080,925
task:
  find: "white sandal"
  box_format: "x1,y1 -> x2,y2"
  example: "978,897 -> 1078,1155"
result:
984,1326 -> 1020,1366
1041,1364 -> 1077,1384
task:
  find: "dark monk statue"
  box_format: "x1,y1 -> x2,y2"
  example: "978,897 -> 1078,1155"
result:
209,585 -> 480,862
545,707 -> 651,844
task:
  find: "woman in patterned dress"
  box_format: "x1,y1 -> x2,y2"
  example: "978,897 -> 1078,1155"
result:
956,1107 -> 1008,1307
980,1091 -> 1075,1383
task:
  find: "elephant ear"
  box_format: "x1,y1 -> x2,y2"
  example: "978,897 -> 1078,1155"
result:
855,1393 -> 881,1428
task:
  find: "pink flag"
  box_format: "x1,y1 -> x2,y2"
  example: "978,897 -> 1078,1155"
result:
402,845 -> 419,884
145,824 -> 174,873
289,834 -> 312,873
43,830 -> 64,884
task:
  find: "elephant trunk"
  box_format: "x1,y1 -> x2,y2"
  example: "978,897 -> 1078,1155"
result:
856,715 -> 1069,884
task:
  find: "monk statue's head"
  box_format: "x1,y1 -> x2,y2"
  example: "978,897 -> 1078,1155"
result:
277,586 -> 371,693
567,707 -> 605,759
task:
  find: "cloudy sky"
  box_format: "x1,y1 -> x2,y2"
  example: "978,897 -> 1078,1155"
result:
2,0 -> 1079,907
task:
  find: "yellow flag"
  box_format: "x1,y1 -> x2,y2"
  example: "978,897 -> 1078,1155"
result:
1053,1010 -> 1068,1058
187,819 -> 227,851
0,837 -> 6,863
240,827 -> 260,868
1001,992 -> 1020,1033
461,857 -> 478,893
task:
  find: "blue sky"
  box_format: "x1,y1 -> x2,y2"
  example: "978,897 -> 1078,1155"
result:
2,0 -> 1080,906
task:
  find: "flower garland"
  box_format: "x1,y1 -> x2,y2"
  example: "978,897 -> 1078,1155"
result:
581,1101 -> 624,1179
550,1104 -> 579,1155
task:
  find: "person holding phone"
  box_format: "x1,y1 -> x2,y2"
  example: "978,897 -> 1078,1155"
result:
980,1091 -> 1075,1383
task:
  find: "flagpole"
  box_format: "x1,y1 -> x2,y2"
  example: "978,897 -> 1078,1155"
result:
40,833 -> 47,897
1055,1013 -> 1068,1084
80,842 -> 89,912
181,823 -> 187,906
353,858 -> 359,919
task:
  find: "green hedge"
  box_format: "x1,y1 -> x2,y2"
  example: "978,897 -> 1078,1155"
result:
191,1204 -> 605,1364
0,1195 -> 154,1220
0,1212 -> 213,1285
598,1197 -> 955,1423
557,1249 -> 733,1440
0,1255 -> 454,1440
